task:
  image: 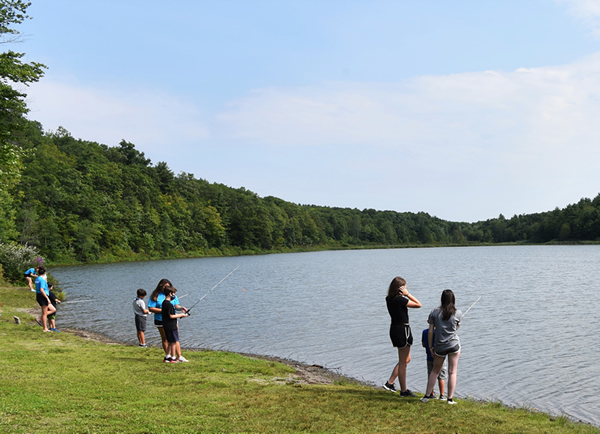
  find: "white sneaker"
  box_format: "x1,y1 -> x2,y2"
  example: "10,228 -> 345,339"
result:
177,356 -> 189,362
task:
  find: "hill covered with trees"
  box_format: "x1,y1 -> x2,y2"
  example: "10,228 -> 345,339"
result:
0,120 -> 598,264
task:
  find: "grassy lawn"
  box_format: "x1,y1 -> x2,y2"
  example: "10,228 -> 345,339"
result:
1,285 -> 598,433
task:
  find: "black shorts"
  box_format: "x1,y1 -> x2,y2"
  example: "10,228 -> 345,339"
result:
36,292 -> 49,307
433,343 -> 460,357
135,315 -> 147,332
390,324 -> 413,349
154,319 -> 163,328
165,328 -> 179,343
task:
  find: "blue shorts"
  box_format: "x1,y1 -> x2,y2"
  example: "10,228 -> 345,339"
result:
165,328 -> 179,343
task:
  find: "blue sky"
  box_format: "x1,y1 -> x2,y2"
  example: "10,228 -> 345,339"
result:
15,0 -> 600,222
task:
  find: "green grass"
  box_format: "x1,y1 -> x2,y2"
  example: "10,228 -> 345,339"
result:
1,285 -> 598,433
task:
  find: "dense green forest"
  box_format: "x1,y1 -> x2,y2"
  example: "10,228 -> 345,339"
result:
0,119 -> 598,264
1,1 -> 600,266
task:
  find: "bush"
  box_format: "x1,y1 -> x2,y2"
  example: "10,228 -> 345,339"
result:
0,242 -> 44,283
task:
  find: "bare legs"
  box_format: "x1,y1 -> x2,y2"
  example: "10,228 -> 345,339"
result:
137,330 -> 146,345
157,327 -> 168,354
425,351 -> 460,399
446,352 -> 460,399
387,346 -> 411,392
39,304 -> 56,332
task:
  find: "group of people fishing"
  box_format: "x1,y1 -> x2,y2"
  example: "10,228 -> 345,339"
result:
384,276 -> 464,404
28,264 -> 464,399
133,278 -> 191,363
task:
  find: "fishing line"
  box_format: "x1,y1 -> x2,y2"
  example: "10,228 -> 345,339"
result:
186,265 -> 240,314
63,299 -> 94,304
463,296 -> 481,317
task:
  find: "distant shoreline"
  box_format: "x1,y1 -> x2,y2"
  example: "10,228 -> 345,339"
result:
46,240 -> 600,268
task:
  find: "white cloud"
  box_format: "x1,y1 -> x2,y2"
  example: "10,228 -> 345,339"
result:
215,53 -> 600,220
558,0 -> 600,35
217,53 -> 600,158
25,78 -> 209,152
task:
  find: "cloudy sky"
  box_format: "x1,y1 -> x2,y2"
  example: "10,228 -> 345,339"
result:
15,0 -> 600,222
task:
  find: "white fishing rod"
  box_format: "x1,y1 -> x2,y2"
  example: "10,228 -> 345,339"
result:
463,296 -> 481,317
186,265 -> 240,314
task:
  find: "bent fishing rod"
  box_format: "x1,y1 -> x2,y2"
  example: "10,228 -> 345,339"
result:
186,265 -> 240,314
463,296 -> 481,317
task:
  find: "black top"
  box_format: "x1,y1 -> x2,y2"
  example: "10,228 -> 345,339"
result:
161,300 -> 177,332
386,296 -> 409,325
48,291 -> 58,308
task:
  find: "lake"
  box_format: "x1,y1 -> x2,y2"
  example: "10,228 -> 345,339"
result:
49,245 -> 600,426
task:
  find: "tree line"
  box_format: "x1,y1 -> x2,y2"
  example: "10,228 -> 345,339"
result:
0,120 -> 598,264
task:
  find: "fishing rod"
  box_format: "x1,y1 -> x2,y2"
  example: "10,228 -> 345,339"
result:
463,296 -> 481,317
186,265 -> 240,314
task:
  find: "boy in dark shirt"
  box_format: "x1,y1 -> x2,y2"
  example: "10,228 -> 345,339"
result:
161,286 -> 189,363
47,283 -> 61,332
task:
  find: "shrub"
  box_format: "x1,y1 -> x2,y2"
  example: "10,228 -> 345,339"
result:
0,242 -> 44,283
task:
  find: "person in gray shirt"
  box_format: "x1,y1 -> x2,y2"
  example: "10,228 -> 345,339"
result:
421,289 -> 463,405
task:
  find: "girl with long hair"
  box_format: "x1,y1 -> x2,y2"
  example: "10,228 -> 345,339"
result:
148,279 -> 189,362
34,266 -> 56,332
384,276 -> 422,397
421,289 -> 463,404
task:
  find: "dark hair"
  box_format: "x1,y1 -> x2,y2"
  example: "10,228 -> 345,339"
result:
150,278 -> 172,302
440,289 -> 456,321
386,276 -> 406,301
38,265 -> 46,275
48,283 -> 53,290
137,288 -> 147,297
163,284 -> 177,295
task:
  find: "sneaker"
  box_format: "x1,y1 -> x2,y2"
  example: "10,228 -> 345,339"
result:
50,328 -> 61,333
400,389 -> 416,397
425,393 -> 436,399
138,343 -> 147,347
420,396 -> 429,403
439,394 -> 446,400
163,357 -> 171,363
177,356 -> 189,362
383,382 -> 397,392
447,398 -> 457,405
170,358 -> 179,363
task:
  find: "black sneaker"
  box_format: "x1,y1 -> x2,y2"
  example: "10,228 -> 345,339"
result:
400,389 -> 416,397
447,398 -> 457,405
383,382 -> 397,393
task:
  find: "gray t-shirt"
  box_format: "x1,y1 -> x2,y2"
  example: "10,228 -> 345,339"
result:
427,307 -> 463,352
133,297 -> 147,317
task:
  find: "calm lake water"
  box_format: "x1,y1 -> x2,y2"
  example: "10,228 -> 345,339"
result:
50,245 -> 600,426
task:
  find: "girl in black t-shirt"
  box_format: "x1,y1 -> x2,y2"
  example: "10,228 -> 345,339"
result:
383,276 -> 422,397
